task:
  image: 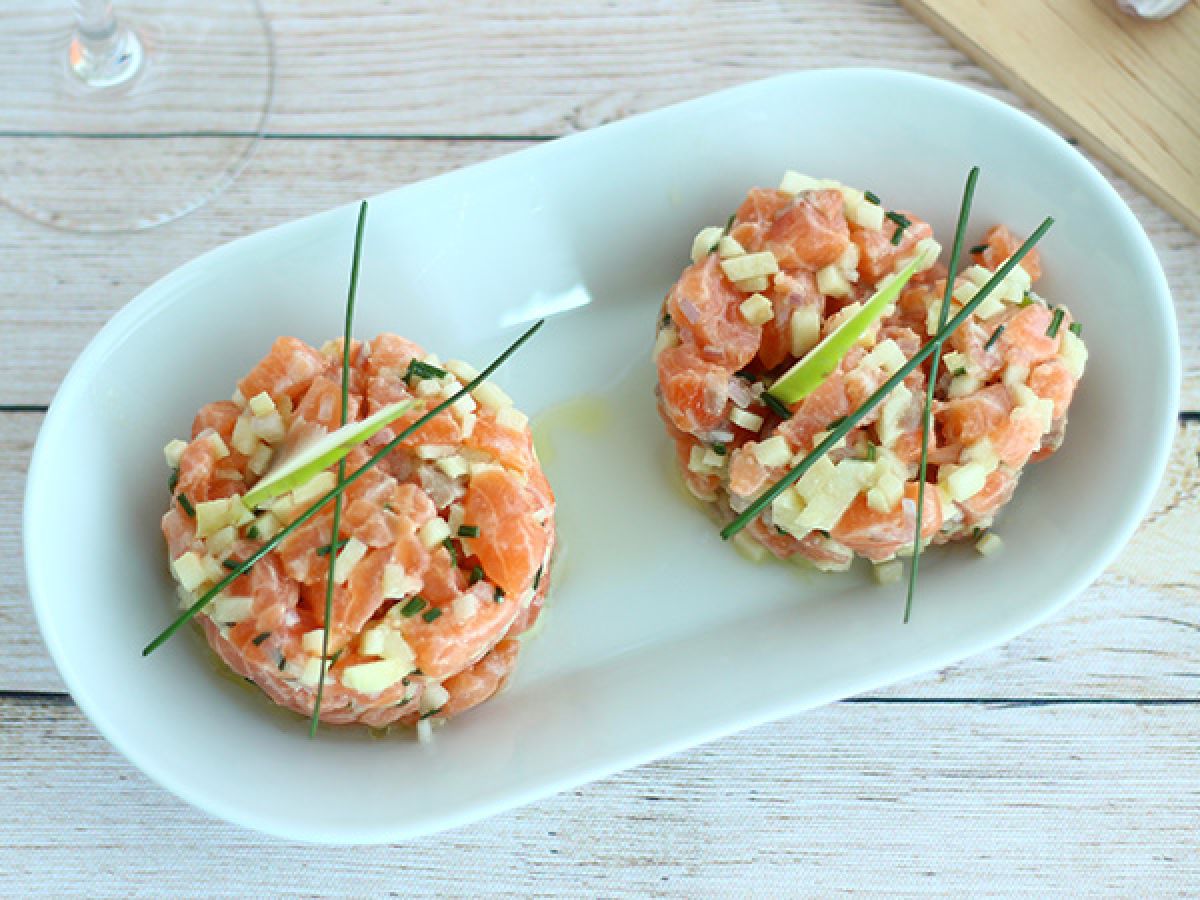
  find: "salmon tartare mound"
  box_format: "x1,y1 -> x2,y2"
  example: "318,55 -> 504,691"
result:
161,334 -> 555,729
655,172 -> 1087,572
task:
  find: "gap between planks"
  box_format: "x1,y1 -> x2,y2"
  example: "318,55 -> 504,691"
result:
4,690 -> 1198,706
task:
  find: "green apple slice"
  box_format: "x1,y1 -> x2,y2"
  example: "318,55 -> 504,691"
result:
768,256 -> 922,405
242,398 -> 417,510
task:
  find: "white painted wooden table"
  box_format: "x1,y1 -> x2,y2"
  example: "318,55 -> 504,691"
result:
3,2 -> 1198,895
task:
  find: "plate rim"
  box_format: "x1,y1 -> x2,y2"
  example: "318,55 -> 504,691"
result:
23,66 -> 1182,843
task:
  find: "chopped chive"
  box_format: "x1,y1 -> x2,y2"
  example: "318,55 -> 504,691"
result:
890,225 -> 907,246
443,537 -> 457,565
222,559 -> 241,571
775,525 -> 788,535
827,416 -> 847,430
420,708 -> 444,720
406,358 -> 448,381
330,649 -> 344,664
421,607 -> 443,624
177,493 -> 195,518
1046,307 -> 1065,338
709,214 -> 737,254
661,312 -> 671,327
142,318 -> 546,658
712,442 -> 727,456
1068,321 -> 1082,337
971,526 -> 983,539
864,190 -> 881,205
246,524 -> 260,540
532,565 -> 543,591
277,654 -> 287,671
984,323 -> 1005,350
457,524 -> 480,538
863,444 -> 877,462
969,243 -> 988,254
1020,292 -> 1034,307
315,537 -> 351,557
735,369 -> 757,382
494,587 -> 505,603
469,565 -> 485,585
763,392 -> 792,420
252,632 -> 271,646
952,367 -> 967,378
168,468 -> 179,493
885,211 -> 912,228
400,596 -> 426,617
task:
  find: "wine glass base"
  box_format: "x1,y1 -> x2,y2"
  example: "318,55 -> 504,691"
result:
0,0 -> 274,233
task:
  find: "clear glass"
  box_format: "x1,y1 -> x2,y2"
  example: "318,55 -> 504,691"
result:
0,0 -> 274,232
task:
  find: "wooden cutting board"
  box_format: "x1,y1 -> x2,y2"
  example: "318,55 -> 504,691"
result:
900,0 -> 1200,235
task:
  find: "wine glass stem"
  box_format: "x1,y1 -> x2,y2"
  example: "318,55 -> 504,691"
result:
69,0 -> 144,89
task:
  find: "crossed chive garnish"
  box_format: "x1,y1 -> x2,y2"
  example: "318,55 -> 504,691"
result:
143,202 -> 546,732
720,168 -> 1054,621
904,166 -> 979,624
310,202 -> 369,738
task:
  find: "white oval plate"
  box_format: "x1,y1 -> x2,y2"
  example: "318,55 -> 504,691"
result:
25,69 -> 1179,844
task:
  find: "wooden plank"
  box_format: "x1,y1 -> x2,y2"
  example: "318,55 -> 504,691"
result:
900,0 -> 1200,236
2,695 -> 1198,894
2,138 -> 1197,408
1,0 -> 998,138
6,411 -> 1198,697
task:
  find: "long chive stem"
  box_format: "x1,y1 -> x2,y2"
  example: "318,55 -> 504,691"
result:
142,317 -> 545,657
905,167 -> 979,624
311,201 -> 367,738
720,215 -> 1054,541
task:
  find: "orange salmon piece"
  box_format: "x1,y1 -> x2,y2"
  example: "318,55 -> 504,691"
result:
467,412 -> 537,474
238,336 -> 326,404
939,383 -> 1012,446
777,370 -> 851,451
763,188 -> 850,271
463,468 -> 548,597
999,303 -> 1060,367
832,482 -> 942,563
851,214 -> 933,283
366,333 -> 426,379
959,467 -> 1017,525
971,224 -> 1042,281
763,271 -> 823,370
437,639 -> 521,719
1028,359 -> 1075,419
401,584 -> 520,681
191,401 -> 241,443
656,344 -> 730,434
667,254 -> 760,370
294,375 -> 363,431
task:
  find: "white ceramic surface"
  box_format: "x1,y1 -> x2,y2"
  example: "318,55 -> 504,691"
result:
24,69 -> 1179,844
